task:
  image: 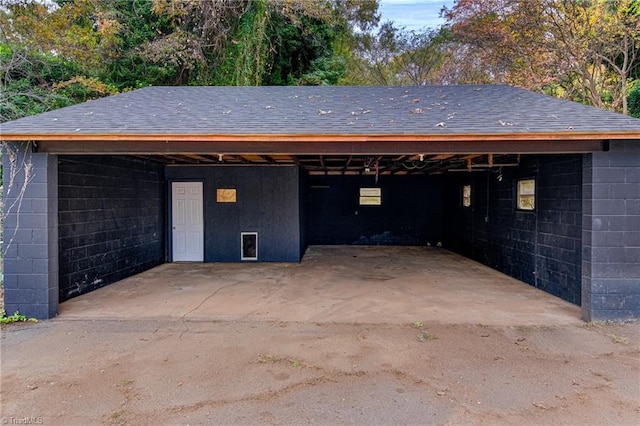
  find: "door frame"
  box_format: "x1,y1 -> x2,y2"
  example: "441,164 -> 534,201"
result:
168,180 -> 205,262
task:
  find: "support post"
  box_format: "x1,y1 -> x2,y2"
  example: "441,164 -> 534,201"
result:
2,142 -> 58,319
582,140 -> 640,321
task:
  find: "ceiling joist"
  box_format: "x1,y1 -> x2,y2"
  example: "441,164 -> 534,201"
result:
148,153 -> 523,175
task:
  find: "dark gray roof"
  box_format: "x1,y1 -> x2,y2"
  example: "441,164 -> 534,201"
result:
2,85 -> 640,138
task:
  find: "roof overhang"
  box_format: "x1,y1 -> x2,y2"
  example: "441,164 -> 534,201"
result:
3,132 -> 620,155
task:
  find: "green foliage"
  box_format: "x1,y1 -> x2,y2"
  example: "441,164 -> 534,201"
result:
629,80 -> 640,117
0,310 -> 38,324
212,2 -> 347,87
228,0 -> 269,86
0,44 -> 88,122
290,359 -> 301,368
442,0 -> 640,113
0,0 -> 379,119
298,56 -> 346,86
266,13 -> 339,86
53,76 -> 119,103
98,0 -> 176,88
626,0 -> 640,16
0,0 -> 123,122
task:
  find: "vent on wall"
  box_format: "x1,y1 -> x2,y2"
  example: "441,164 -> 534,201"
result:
241,232 -> 258,260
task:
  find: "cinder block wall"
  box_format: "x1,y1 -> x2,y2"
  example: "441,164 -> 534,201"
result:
306,175 -> 443,246
58,156 -> 165,301
582,140 -> 640,321
443,155 -> 583,305
2,144 -> 59,318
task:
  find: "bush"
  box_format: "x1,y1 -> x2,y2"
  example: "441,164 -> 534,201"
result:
628,81 -> 640,118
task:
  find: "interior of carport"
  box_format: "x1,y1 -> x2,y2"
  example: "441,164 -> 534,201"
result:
54,145 -> 587,315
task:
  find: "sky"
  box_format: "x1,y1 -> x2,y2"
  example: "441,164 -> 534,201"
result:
378,0 -> 454,31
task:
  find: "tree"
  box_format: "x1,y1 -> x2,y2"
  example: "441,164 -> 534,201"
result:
343,21 -> 402,85
443,0 -> 640,114
0,0 -> 383,116
145,0 -> 379,86
392,26 -> 454,85
0,0 -> 122,121
629,80 -> 640,117
342,22 -> 455,86
0,0 -> 121,69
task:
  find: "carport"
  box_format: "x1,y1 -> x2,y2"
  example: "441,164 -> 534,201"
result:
58,246 -> 580,326
2,85 -> 639,321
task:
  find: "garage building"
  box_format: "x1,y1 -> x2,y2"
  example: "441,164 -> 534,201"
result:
2,85 -> 639,321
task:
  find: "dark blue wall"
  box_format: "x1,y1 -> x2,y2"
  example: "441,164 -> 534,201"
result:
2,146 -> 59,319
165,165 -> 303,262
582,140 -> 640,321
58,156 -> 165,301
307,175 -> 443,245
443,155 -> 583,305
299,169 -> 309,256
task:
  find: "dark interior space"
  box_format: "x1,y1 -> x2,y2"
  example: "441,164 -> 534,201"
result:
58,156 -> 165,301
307,174 -> 443,246
56,153 -> 582,307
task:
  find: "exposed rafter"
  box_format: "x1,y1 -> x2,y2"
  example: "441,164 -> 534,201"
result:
147,153 -> 523,175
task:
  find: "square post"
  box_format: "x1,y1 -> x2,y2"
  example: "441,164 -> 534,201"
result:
2,142 -> 58,319
582,140 -> 640,321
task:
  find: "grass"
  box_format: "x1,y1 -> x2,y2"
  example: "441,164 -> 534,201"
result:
257,353 -> 282,364
109,409 -> 127,426
607,334 -> 630,345
584,320 -> 617,328
257,353 -> 304,368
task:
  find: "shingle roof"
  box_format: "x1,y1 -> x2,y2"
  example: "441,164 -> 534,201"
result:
2,85 -> 640,140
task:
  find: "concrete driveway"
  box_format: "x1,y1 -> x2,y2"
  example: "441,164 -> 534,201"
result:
59,246 -> 580,325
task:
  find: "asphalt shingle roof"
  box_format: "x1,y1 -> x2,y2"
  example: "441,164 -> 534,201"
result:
2,85 -> 640,139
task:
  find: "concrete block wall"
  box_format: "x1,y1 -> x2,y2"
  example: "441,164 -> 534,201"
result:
443,155 -> 583,305
307,175 -> 443,246
2,143 -> 58,319
582,140 -> 640,321
58,156 -> 165,301
535,156 -> 583,303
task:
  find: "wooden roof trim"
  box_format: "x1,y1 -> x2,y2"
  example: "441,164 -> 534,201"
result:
1,131 -> 639,142
35,138 -> 605,155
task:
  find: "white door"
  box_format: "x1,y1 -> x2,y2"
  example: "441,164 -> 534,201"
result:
172,182 -> 204,261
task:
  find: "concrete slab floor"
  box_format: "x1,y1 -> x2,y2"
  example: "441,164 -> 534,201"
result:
59,246 -> 581,325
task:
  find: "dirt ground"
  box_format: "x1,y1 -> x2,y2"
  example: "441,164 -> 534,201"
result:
1,316 -> 638,424
1,247 -> 639,424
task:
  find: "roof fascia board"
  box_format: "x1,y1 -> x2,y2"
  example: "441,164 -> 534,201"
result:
34,139 -> 605,155
1,132 -> 638,142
